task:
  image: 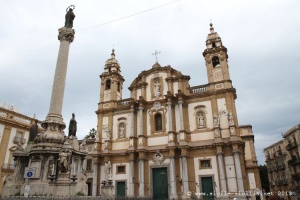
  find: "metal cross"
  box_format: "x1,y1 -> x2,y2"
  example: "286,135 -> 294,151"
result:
152,50 -> 161,63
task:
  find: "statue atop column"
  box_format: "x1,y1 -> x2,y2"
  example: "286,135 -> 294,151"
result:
65,5 -> 75,28
68,113 -> 77,137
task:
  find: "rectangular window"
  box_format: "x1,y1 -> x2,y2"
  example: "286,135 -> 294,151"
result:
117,165 -> 126,174
199,159 -> 211,169
86,159 -> 92,171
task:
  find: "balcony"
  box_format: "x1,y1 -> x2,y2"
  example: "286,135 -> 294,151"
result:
13,136 -> 26,145
1,163 -> 15,172
292,174 -> 300,180
117,98 -> 132,107
190,84 -> 208,94
287,142 -> 298,151
277,149 -> 283,156
288,157 -> 300,166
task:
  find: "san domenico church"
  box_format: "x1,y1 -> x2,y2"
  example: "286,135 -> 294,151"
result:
90,23 -> 262,199
0,8 -> 262,199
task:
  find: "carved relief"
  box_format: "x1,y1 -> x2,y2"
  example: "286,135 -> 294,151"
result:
152,150 -> 165,165
230,127 -> 236,136
228,112 -> 234,126
213,114 -> 220,127
214,128 -> 221,138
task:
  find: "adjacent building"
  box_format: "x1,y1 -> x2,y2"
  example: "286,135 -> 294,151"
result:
88,24 -> 262,199
264,124 -> 300,199
0,106 -> 37,194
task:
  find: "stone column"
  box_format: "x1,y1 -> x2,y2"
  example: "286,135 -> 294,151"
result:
216,146 -> 227,193
167,102 -> 173,131
181,156 -> 189,195
138,152 -> 145,197
92,158 -> 99,196
138,106 -> 143,136
233,145 -> 244,192
41,27 -> 75,144
129,159 -> 135,196
130,106 -> 134,137
169,150 -> 177,198
178,101 -> 184,130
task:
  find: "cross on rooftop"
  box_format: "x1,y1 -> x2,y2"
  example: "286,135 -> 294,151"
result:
152,50 -> 161,63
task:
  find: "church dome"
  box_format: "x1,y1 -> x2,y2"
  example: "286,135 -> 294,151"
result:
105,49 -> 119,65
152,62 -> 161,69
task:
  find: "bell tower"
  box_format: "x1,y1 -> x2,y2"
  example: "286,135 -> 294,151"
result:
99,49 -> 125,108
203,23 -> 232,90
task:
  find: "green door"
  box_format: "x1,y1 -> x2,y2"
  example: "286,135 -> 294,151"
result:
201,177 -> 214,200
116,181 -> 126,198
153,168 -> 168,200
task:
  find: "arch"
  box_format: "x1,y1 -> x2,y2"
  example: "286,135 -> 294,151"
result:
212,56 -> 220,67
155,113 -> 162,131
106,79 -> 111,90
212,42 -> 216,48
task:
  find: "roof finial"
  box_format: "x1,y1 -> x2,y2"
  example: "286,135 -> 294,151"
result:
210,22 -> 214,33
152,50 -> 161,63
111,45 -> 115,58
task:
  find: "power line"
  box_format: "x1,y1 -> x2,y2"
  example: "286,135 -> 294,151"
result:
77,0 -> 181,32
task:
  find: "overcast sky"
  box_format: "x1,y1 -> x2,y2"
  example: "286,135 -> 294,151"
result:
0,0 -> 299,165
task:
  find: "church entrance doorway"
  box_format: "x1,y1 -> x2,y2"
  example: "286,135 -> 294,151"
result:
116,181 -> 126,198
152,167 -> 168,200
201,176 -> 214,200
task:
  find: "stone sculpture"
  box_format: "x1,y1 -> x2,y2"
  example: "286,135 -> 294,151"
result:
58,150 -> 71,173
65,7 -> 75,28
213,114 -> 219,127
105,161 -> 112,180
198,113 -> 205,127
68,113 -> 77,137
29,120 -> 39,142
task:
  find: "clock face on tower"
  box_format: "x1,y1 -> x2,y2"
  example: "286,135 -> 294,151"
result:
213,68 -> 223,80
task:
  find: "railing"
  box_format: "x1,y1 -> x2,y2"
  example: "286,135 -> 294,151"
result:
287,142 -> 298,150
292,174 -> 300,180
190,84 -> 208,94
117,98 -> 132,107
0,110 -> 8,118
1,163 -> 15,170
13,136 -> 26,145
288,158 -> 300,166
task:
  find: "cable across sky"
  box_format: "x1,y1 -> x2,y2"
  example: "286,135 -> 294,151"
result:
77,0 -> 181,32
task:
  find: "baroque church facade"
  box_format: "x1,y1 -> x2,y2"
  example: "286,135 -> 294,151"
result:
91,24 -> 261,199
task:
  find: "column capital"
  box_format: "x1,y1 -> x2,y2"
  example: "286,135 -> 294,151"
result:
139,106 -> 144,111
130,106 -> 135,112
178,100 -> 183,105
167,101 -> 172,106
58,27 -> 75,43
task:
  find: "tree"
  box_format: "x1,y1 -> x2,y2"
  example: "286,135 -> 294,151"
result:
84,128 -> 97,139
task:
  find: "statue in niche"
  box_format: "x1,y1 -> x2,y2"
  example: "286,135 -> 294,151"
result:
65,6 -> 75,28
58,150 -> 71,173
68,113 -> 77,137
105,161 -> 112,180
153,79 -> 161,97
119,124 -> 125,138
29,120 -> 39,142
228,112 -> 234,126
48,160 -> 54,176
198,113 -> 205,128
213,114 -> 220,127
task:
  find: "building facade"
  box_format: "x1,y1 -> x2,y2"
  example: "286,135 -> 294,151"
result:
0,106 -> 37,194
264,125 -> 300,199
89,24 -> 261,199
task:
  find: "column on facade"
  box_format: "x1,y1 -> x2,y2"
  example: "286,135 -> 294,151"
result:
167,102 -> 173,131
92,157 -> 99,196
178,101 -> 184,130
138,158 -> 145,196
217,147 -> 227,193
233,146 -> 244,192
169,151 -> 177,198
138,106 -> 143,136
181,155 -> 189,194
130,106 -> 134,137
129,159 -> 135,196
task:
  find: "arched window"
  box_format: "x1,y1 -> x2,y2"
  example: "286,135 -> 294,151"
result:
106,79 -> 111,90
212,56 -> 220,67
155,113 -> 162,131
212,42 -> 216,48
